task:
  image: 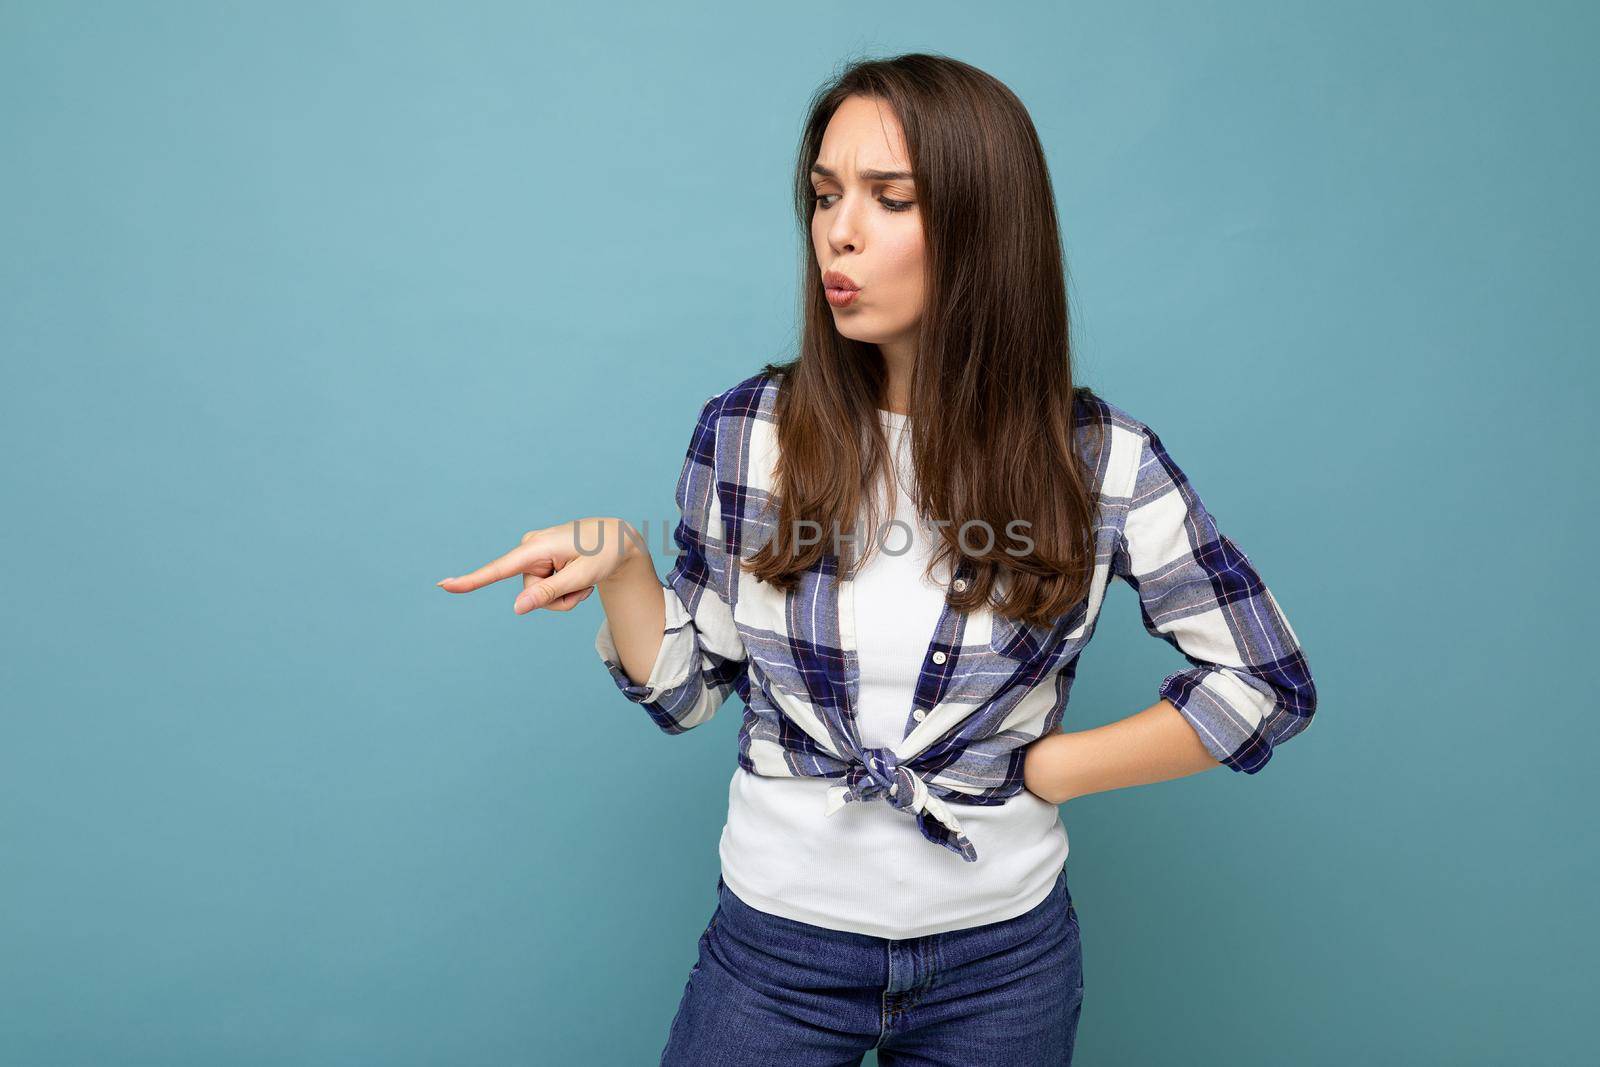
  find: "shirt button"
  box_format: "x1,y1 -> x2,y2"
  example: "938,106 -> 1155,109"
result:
931,650 -> 947,664
913,708 -> 927,721
953,578 -> 967,592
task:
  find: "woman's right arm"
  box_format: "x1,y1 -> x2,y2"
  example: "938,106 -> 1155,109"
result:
591,536 -> 670,688
436,392 -> 751,734
590,392 -> 752,733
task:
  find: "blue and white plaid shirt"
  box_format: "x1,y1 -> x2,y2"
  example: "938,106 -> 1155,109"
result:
595,371 -> 1317,862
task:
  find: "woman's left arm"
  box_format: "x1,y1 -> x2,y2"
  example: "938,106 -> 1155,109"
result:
1024,699 -> 1225,804
1025,420 -> 1318,804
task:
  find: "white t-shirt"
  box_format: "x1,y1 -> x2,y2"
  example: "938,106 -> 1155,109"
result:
717,406 -> 1069,939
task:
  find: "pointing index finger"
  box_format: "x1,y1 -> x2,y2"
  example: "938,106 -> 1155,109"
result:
437,537 -> 555,593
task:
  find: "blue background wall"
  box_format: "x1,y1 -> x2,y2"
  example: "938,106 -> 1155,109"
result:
3,1 -> 1593,1063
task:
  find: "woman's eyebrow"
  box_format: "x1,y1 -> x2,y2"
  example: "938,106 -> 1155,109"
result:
811,164 -> 914,182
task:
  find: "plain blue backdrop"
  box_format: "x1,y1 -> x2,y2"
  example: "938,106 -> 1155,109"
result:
3,2 -> 1593,1064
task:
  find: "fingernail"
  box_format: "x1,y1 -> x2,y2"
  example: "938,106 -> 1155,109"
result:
437,578 -> 454,587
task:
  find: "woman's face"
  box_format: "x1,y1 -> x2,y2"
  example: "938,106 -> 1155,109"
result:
810,95 -> 925,349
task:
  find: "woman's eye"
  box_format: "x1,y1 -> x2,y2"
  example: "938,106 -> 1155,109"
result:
811,193 -> 915,213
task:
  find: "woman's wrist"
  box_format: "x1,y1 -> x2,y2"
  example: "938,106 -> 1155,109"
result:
594,520 -> 653,587
1024,732 -> 1079,805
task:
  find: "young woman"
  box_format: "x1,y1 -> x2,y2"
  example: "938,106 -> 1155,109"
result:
438,53 -> 1317,1066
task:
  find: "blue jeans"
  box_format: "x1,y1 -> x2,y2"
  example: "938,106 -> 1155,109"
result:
660,864 -> 1084,1065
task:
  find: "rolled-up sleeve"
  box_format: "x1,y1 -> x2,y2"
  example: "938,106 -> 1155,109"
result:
594,392 -> 750,735
1112,423 -> 1317,772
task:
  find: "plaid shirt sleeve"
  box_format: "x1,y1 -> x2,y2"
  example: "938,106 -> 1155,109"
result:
593,392 -> 751,735
1112,422 -> 1318,773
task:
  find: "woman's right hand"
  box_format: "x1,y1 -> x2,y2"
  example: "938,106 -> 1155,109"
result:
435,517 -> 649,614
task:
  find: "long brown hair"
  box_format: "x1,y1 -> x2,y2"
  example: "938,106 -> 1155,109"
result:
746,52 -> 1105,629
